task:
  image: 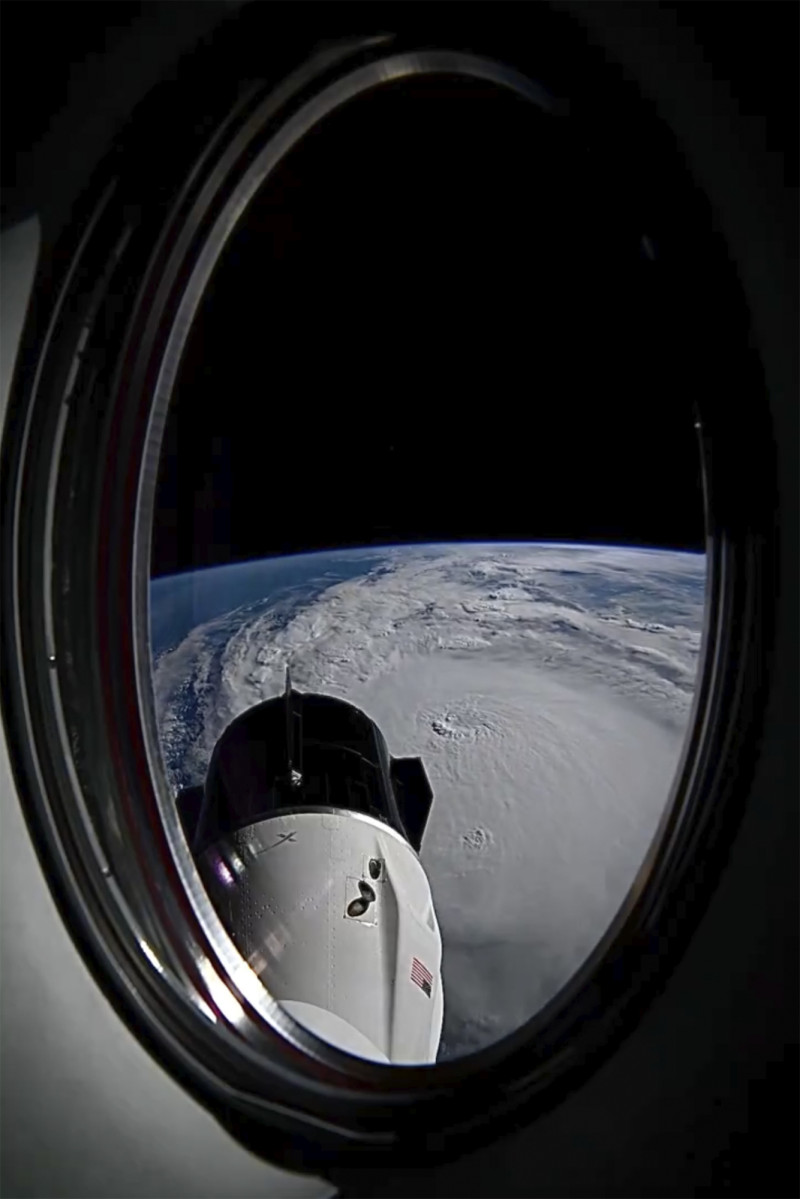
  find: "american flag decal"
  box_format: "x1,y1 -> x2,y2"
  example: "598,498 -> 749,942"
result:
410,956 -> 433,997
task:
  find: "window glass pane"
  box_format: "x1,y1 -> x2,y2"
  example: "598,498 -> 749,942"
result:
149,70 -> 707,1062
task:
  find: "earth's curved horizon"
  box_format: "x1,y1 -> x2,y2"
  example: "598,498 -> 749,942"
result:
151,541 -> 705,1060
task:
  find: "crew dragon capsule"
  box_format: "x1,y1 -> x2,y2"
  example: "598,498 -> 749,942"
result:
175,669 -> 444,1064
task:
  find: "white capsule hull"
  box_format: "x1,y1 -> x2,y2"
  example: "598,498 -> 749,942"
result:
199,808 -> 443,1064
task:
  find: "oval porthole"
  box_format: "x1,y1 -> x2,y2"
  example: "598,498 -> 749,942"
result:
2,5 -> 773,1177
147,59 -> 707,1065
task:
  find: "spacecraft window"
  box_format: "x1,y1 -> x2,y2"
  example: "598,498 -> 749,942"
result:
147,57 -> 712,1067
2,11 -> 774,1170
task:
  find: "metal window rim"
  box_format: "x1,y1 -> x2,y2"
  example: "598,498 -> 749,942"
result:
0,27 -> 775,1171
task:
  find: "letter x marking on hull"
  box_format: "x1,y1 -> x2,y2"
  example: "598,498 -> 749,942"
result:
260,831 -> 297,853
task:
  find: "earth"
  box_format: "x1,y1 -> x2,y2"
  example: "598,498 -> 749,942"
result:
150,541 -> 705,1061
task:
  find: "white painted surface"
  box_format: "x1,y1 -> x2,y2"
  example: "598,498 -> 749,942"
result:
201,810 -> 444,1064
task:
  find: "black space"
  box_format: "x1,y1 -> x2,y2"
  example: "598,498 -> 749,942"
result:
153,69 -> 710,577
1,3 -> 795,577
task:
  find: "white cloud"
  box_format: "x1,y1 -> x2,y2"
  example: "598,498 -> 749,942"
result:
151,543 -> 705,1058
